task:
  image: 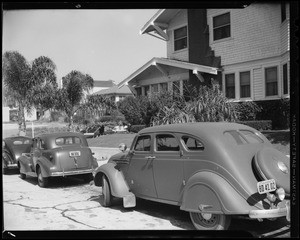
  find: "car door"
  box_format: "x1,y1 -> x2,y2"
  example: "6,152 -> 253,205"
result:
152,133 -> 184,203
126,134 -> 157,199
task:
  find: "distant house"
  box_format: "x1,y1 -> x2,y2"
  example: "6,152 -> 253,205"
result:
89,80 -> 116,94
93,85 -> 133,102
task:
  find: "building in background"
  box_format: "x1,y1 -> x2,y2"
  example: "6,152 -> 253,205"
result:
93,85 -> 133,103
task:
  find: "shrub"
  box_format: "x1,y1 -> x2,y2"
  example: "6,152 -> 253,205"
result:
237,120 -> 272,131
118,96 -> 144,125
130,125 -> 146,133
233,101 -> 262,121
50,111 -> 64,122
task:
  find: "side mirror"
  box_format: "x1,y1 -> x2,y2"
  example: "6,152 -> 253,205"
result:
119,143 -> 127,152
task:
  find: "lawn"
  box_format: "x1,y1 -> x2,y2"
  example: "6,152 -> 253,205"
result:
87,131 -> 290,156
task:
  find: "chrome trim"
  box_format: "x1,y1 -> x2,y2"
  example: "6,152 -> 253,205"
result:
249,200 -> 290,222
50,169 -> 93,176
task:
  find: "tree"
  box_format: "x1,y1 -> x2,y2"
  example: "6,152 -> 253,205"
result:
29,56 -> 58,115
2,51 -> 33,134
56,71 -> 94,131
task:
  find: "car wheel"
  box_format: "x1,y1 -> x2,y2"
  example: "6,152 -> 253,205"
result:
100,175 -> 112,207
189,212 -> 231,230
82,173 -> 93,183
37,167 -> 49,188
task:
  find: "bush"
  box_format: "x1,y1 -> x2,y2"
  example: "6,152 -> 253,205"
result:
237,120 -> 272,131
255,99 -> 290,130
233,101 -> 262,121
50,111 -> 63,122
130,125 -> 146,133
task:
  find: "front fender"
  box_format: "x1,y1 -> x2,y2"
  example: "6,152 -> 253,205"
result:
94,162 -> 131,198
180,171 -> 259,215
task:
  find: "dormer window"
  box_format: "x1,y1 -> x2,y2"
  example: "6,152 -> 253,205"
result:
174,26 -> 187,51
213,12 -> 231,41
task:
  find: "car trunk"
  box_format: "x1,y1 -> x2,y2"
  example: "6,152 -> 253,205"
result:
57,146 -> 92,171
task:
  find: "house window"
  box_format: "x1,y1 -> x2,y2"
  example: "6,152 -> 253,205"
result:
265,67 -> 278,96
283,64 -> 288,94
152,84 -> 158,93
174,26 -> 187,51
135,87 -> 142,96
213,12 -> 230,41
281,3 -> 286,22
160,82 -> 168,92
240,71 -> 251,98
144,86 -> 150,96
225,73 -> 235,98
172,80 -> 181,97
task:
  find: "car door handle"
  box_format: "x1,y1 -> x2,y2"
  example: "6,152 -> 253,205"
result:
145,156 -> 156,159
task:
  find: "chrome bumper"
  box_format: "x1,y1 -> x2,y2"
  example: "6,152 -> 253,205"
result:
249,200 -> 290,222
5,163 -> 18,169
50,169 -> 93,177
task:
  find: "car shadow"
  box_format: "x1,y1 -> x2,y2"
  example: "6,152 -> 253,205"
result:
20,175 -> 90,188
3,168 -> 20,175
88,193 -> 194,230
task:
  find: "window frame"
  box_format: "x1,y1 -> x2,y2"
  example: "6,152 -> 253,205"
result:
173,26 -> 188,52
225,73 -> 235,99
239,71 -> 251,99
181,135 -> 205,152
133,135 -> 151,152
265,66 -> 278,97
212,12 -> 231,41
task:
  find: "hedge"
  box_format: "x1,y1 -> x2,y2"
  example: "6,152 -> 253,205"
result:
236,120 -> 272,131
129,125 -> 146,133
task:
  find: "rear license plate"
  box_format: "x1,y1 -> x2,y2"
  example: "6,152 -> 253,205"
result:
257,179 -> 276,194
69,151 -> 81,157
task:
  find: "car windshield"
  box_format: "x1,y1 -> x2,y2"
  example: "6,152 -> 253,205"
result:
224,130 -> 263,145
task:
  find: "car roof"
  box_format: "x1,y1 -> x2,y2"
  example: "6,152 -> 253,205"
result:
138,122 -> 255,139
38,132 -> 85,140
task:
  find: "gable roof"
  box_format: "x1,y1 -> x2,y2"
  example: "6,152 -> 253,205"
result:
93,80 -> 116,88
93,85 -> 132,96
118,57 -> 219,88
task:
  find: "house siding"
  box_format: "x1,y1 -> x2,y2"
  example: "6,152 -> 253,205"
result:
166,9 -> 189,61
208,4 -> 284,66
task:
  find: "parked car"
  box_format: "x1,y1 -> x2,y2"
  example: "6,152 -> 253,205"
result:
2,136 -> 33,174
18,132 -> 98,187
93,122 -> 290,230
81,124 -> 104,138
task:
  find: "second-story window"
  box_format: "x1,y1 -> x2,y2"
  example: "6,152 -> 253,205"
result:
240,71 -> 251,98
174,26 -> 187,51
213,12 -> 231,41
281,3 -> 286,22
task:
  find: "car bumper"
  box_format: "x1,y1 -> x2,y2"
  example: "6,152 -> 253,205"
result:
4,163 -> 18,169
249,200 -> 290,222
50,168 -> 93,177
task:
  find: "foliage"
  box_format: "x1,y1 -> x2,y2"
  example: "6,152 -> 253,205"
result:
2,51 -> 33,133
232,101 -> 262,121
186,83 -> 238,122
255,99 -> 290,130
236,120 -> 272,131
55,70 -> 94,131
50,111 -> 63,122
129,125 -> 146,133
117,96 -> 145,125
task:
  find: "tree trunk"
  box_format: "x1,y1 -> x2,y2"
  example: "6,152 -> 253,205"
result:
18,102 -> 26,136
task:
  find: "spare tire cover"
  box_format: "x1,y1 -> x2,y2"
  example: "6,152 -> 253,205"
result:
254,147 -> 290,194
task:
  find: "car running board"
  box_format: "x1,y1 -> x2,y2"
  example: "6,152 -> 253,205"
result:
123,193 -> 136,208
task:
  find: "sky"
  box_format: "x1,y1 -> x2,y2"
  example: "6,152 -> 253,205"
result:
2,9 -> 166,85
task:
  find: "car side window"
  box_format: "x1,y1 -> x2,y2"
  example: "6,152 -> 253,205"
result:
40,139 -> 46,149
181,136 -> 204,151
134,135 -> 151,151
156,134 -> 180,151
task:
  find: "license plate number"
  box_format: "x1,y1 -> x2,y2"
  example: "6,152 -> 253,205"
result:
69,151 -> 81,157
257,179 -> 276,194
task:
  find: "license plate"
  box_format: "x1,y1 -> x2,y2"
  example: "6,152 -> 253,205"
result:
69,151 -> 81,157
257,179 -> 276,194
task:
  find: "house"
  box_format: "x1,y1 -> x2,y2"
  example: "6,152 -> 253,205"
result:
118,3 -> 290,128
89,80 -> 116,94
93,85 -> 133,103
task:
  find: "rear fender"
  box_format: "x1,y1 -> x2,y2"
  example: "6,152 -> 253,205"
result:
181,171 -> 255,215
36,157 -> 52,177
18,155 -> 32,173
94,162 -> 131,198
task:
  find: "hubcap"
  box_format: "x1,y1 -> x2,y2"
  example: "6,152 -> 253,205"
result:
202,213 -> 213,220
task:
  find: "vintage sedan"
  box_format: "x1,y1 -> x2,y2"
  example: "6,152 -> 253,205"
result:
18,132 -> 98,187
2,136 -> 33,174
93,122 -> 290,230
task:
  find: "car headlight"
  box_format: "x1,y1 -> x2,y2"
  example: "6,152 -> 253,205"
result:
277,161 -> 288,174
